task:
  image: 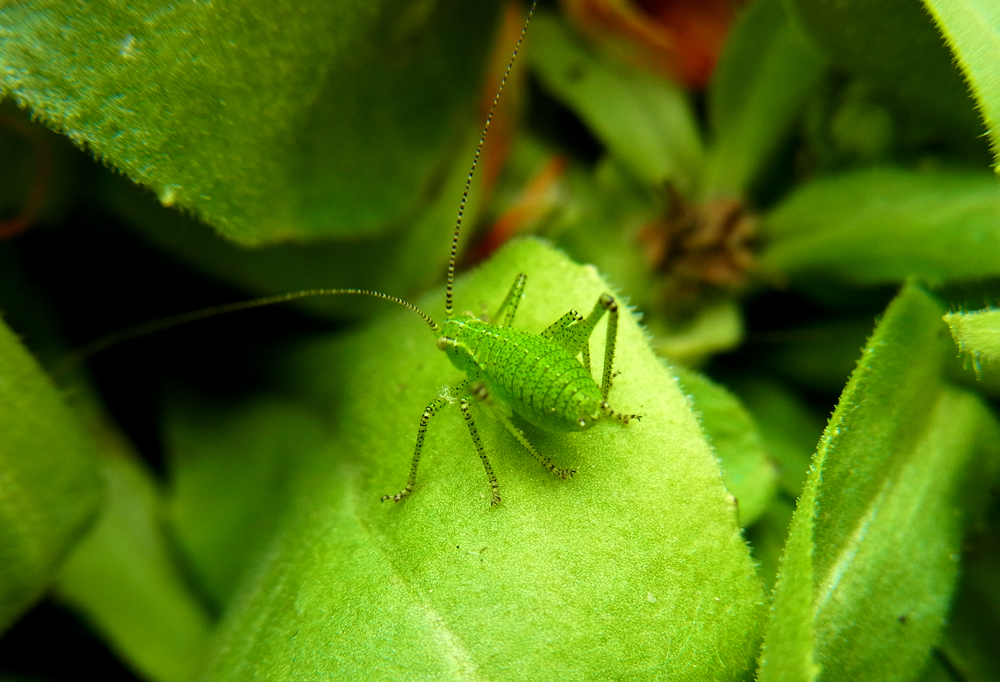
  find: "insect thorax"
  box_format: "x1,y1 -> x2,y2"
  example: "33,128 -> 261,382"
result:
438,317 -> 604,433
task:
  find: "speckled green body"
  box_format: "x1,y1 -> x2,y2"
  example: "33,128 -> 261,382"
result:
439,317 -> 603,433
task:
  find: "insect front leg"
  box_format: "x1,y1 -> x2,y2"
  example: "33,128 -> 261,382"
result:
469,382 -> 576,481
381,380 -> 468,503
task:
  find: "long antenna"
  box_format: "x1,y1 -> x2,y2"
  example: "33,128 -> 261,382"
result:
445,0 -> 538,318
55,289 -> 440,376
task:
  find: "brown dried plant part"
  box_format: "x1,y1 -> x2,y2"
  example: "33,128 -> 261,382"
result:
638,188 -> 756,306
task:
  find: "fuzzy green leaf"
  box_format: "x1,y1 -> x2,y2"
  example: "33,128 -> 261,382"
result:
944,308 -> 1000,370
189,240 -> 767,680
702,0 -> 825,199
672,365 -> 777,527
917,0 -> 1000,166
529,13 -> 704,192
758,286 -> 1000,681
0,0 -> 500,245
0,318 -> 103,633
56,425 -> 211,682
762,167 -> 1000,285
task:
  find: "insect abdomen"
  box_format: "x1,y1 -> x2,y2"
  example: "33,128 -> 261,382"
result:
456,320 -> 603,433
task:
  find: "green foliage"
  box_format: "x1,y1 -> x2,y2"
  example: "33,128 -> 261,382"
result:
758,288 -> 1000,681
0,319 -> 103,633
762,167 -> 1000,286
56,424 -> 211,682
0,0 -> 501,245
3,0 -> 1000,679
182,241 -> 769,680
944,307 -> 1000,370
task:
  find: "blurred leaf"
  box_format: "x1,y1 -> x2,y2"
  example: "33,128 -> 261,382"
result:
193,240 -> 767,680
701,0 -> 825,199
165,396 -> 333,608
762,167 -> 1000,286
650,301 -> 744,364
921,0 -> 1000,167
0,319 -> 103,633
755,318 -> 873,393
672,364 -> 777,526
746,496 -> 796,592
530,12 -> 704,191
56,421 -> 211,682
786,0 -> 984,153
733,379 -> 825,499
944,307 -> 1000,371
0,0 -> 501,245
933,505 -> 1000,682
758,286 -> 1000,681
97,118 -> 491,319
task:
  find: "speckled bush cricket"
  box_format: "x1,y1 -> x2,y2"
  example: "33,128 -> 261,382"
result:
67,0 -> 639,505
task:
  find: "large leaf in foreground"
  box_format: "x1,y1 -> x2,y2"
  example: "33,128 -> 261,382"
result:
762,168 -> 1000,285
0,319 -> 103,632
192,240 -> 768,680
0,0 -> 500,245
758,287 -> 1000,681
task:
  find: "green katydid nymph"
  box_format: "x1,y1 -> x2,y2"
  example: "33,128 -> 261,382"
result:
67,0 -> 640,506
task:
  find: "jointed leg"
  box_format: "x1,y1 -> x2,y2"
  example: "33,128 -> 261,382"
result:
459,397 -> 501,506
469,382 -> 576,480
381,380 -> 467,503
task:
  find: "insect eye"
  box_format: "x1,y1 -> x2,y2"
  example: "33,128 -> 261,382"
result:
436,336 -> 453,351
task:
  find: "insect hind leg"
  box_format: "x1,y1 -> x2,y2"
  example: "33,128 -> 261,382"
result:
469,382 -> 576,481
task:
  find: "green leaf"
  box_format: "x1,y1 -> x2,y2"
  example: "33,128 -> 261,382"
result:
762,167 -> 1000,285
786,0 -> 984,153
96,118 -> 491,319
944,307 -> 1000,370
921,0 -> 1000,168
193,240 -> 767,680
56,423 -> 211,682
758,286 -> 1000,681
672,364 -> 777,526
733,379 -> 825,499
529,13 -> 704,192
165,395 -> 334,608
0,0 -> 501,245
0,318 -> 103,633
701,0 -> 825,199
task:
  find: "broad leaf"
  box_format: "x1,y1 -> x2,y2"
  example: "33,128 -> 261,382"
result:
672,364 -> 777,526
762,167 -> 1000,285
0,0 -> 501,245
191,240 -> 768,680
758,286 -> 1000,681
529,13 -> 704,192
0,318 -> 103,633
56,422 -> 211,682
701,0 -> 825,199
